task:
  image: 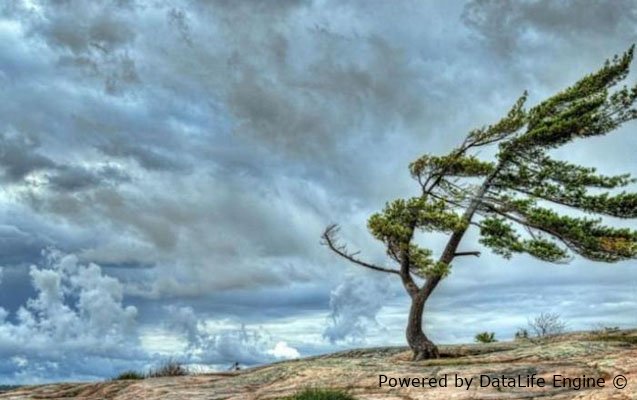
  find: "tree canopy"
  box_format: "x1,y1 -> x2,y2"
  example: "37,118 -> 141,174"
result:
326,46 -> 637,278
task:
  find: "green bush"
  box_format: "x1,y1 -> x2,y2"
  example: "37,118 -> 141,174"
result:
283,388 -> 356,400
514,328 -> 529,340
113,370 -> 145,380
474,331 -> 497,343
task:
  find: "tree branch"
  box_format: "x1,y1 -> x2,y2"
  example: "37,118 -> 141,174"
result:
398,248 -> 421,298
321,224 -> 401,275
478,203 -> 579,257
421,165 -> 504,301
454,251 -> 481,257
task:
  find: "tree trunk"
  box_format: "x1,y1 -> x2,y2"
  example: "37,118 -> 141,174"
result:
406,293 -> 439,360
404,166 -> 503,361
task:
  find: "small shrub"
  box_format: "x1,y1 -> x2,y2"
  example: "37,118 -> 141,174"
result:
148,360 -> 188,378
591,323 -> 621,336
514,328 -> 529,340
474,331 -> 497,343
283,388 -> 356,400
113,370 -> 145,380
528,312 -> 566,338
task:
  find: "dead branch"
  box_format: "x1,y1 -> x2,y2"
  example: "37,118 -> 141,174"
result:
321,224 -> 400,275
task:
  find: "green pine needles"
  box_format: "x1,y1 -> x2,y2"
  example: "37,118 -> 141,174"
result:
322,46 -> 637,360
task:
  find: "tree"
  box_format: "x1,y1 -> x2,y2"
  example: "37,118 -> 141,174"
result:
528,312 -> 566,338
322,46 -> 637,361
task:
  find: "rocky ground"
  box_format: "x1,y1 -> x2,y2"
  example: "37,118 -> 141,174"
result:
1,329 -> 636,399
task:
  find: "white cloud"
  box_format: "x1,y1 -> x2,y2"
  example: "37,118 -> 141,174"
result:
0,250 -> 142,383
163,305 -> 302,366
323,274 -> 391,344
268,341 -> 300,359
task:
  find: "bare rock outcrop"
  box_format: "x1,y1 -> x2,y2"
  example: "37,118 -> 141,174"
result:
2,330 -> 635,399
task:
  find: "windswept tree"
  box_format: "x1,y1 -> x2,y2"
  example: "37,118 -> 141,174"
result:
322,47 -> 637,360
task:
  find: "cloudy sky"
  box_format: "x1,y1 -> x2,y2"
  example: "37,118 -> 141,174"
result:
0,0 -> 636,384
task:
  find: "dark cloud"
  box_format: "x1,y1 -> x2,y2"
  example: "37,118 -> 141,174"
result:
47,164 -> 130,192
0,133 -> 131,191
96,141 -> 188,172
462,0 -> 637,55
224,34 -> 426,159
0,132 -> 56,183
0,225 -> 49,266
9,0 -> 141,94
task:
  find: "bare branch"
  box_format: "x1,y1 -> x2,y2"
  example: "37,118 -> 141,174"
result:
454,251 -> 481,257
528,312 -> 566,338
321,224 -> 400,275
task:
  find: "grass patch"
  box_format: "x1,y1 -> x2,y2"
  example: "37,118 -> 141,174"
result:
147,360 -> 188,378
113,370 -> 145,380
591,335 -> 637,345
282,388 -> 356,400
112,360 -> 189,381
